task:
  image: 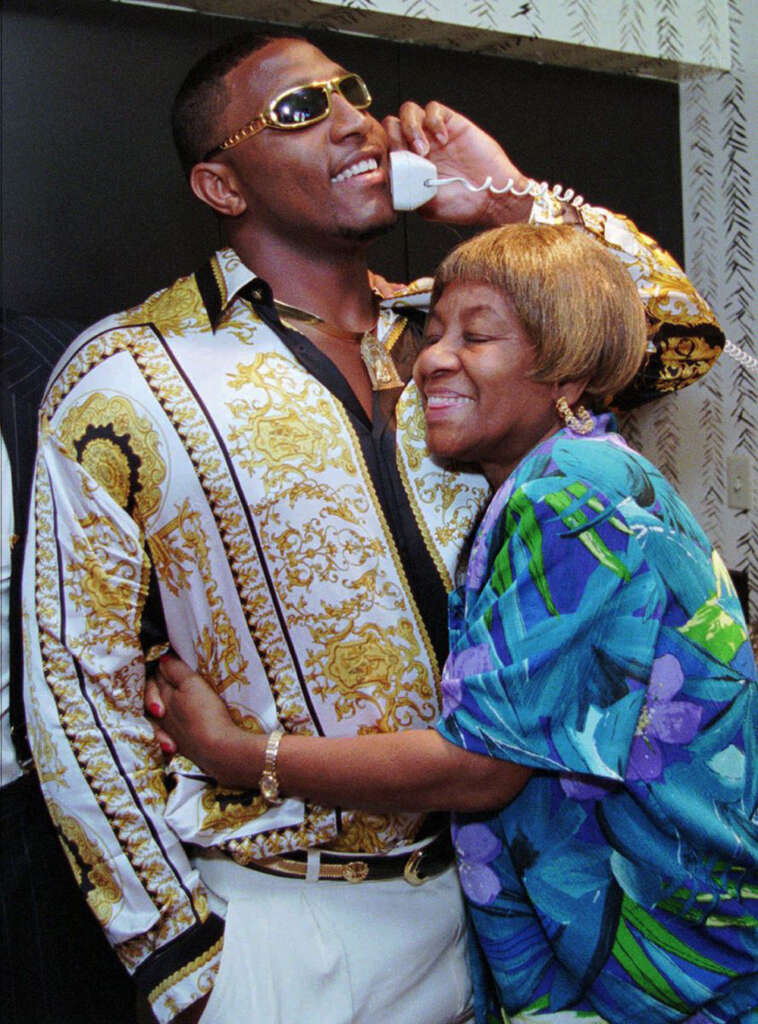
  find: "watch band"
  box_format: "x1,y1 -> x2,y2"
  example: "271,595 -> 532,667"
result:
259,728 -> 284,805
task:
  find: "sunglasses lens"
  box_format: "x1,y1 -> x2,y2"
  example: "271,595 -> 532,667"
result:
271,75 -> 371,128
273,86 -> 330,126
339,74 -> 371,108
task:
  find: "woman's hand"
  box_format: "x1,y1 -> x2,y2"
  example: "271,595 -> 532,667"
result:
146,655 -> 263,786
382,101 -> 533,227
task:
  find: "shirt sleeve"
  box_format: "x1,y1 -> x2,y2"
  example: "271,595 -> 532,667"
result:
530,194 -> 725,407
23,431 -> 223,1023
437,475 -> 664,782
1,432 -> 19,787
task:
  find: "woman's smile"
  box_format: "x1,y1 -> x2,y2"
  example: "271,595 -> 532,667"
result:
424,387 -> 475,415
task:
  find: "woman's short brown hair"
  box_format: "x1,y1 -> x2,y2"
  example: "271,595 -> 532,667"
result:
431,223 -> 648,403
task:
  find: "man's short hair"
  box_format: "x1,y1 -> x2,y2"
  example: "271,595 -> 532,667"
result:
431,223 -> 649,404
171,32 -> 303,176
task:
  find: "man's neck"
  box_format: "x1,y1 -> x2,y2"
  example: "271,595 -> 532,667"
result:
230,228 -> 378,333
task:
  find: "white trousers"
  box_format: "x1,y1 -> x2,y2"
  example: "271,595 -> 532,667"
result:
196,852 -> 474,1024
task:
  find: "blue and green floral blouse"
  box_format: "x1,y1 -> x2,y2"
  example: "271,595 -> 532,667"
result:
437,415 -> 758,1024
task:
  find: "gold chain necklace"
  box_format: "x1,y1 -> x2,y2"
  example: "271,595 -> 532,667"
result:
273,298 -> 405,391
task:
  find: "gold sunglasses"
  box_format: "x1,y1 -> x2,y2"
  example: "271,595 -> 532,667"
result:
202,73 -> 372,161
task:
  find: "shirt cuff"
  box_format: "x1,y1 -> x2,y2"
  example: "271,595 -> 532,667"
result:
134,912 -> 224,1023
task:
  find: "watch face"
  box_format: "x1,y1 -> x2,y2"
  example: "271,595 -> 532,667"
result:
260,773 -> 279,802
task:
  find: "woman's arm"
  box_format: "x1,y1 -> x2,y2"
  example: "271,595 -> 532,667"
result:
150,656 -> 530,813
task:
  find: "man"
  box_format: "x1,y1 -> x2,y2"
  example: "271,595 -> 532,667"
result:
23,31 -> 723,1024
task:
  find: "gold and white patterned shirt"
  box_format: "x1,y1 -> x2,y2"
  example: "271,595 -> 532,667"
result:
23,197 -> 723,1021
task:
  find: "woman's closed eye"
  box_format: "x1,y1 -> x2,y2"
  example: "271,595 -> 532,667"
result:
462,333 -> 497,345
421,332 -> 497,347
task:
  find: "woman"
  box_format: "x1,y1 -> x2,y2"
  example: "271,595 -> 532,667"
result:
152,224 -> 758,1023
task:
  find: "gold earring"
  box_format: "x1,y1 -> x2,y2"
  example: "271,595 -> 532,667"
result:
555,396 -> 594,435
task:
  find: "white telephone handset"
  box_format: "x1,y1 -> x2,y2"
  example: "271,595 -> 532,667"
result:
389,149 -> 585,212
389,151 -> 440,211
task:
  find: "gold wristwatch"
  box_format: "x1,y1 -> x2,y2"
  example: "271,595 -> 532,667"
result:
259,728 -> 284,805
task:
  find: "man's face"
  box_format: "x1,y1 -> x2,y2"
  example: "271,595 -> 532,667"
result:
217,39 -> 397,245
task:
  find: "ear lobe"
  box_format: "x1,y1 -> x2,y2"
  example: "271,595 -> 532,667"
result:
189,162 -> 247,218
556,377 -> 590,407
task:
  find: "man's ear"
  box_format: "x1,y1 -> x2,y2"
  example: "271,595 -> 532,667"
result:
189,162 -> 247,218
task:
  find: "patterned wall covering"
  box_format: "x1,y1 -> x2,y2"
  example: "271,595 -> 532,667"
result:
116,0 -> 731,77
623,0 -> 756,618
311,0 -> 730,66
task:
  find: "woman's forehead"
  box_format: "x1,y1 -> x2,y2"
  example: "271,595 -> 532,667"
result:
431,281 -> 515,319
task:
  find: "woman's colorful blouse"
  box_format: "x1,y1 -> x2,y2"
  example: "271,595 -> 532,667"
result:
437,414 -> 758,1024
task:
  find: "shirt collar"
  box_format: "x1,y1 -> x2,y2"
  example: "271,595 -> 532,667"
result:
193,247 -> 261,331
193,246 -> 433,330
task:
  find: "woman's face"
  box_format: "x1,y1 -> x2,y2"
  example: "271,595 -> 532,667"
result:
414,281 -> 560,489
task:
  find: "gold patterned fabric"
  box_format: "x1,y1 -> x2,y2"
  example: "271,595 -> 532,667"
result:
529,193 -> 724,407
23,204 -> 722,1020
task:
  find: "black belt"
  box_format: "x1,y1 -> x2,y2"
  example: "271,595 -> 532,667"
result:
248,829 -> 454,885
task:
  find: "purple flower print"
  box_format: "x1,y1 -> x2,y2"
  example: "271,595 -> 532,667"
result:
627,654 -> 702,782
452,822 -> 503,905
467,534 -> 491,593
440,643 -> 493,715
560,776 -> 610,802
440,670 -> 463,717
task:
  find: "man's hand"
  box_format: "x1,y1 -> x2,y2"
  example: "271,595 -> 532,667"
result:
146,655 -> 256,785
382,101 -> 534,227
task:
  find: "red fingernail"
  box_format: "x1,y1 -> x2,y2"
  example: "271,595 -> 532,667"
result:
148,702 -> 162,717
159,739 -> 175,754
159,653 -> 171,663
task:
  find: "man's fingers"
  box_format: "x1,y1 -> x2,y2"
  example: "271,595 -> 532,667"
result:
387,101 -> 429,155
382,114 -> 407,153
393,100 -> 452,155
417,101 -> 450,147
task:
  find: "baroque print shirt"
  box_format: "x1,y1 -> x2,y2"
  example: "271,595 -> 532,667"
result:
23,195 -> 724,1020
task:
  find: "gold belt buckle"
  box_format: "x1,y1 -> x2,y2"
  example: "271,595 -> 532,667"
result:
403,848 -> 427,886
342,860 -> 369,883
